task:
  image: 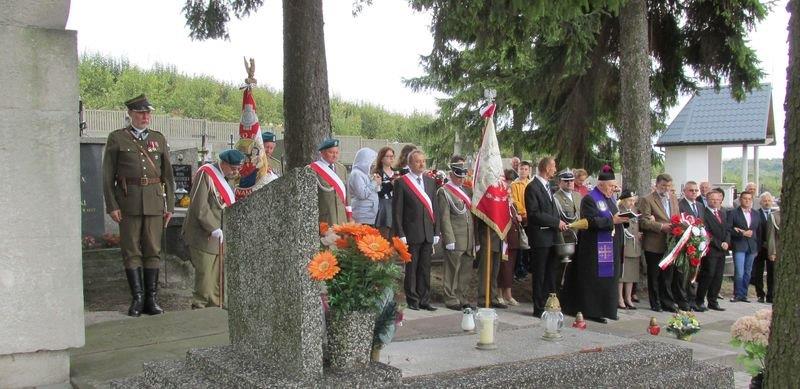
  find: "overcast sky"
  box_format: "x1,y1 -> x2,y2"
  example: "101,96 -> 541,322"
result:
67,0 -> 789,159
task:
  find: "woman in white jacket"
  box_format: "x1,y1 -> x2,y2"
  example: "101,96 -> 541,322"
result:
348,148 -> 381,225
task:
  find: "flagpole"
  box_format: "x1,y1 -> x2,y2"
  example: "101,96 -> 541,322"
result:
485,228 -> 491,308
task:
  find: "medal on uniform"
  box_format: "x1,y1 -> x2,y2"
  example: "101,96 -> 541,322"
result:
147,140 -> 159,153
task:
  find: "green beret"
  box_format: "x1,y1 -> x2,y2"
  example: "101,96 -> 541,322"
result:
262,131 -> 276,143
219,149 -> 245,165
318,138 -> 339,151
125,94 -> 154,112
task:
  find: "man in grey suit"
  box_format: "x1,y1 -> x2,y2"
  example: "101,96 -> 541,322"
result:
393,150 -> 440,311
437,156 -> 475,310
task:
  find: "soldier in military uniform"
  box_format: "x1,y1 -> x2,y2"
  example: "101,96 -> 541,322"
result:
182,149 -> 244,309
309,139 -> 351,225
436,156 -> 476,310
261,131 -> 283,177
102,94 -> 175,317
553,169 -> 582,244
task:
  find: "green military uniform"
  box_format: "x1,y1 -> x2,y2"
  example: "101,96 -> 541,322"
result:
314,161 -> 349,225
268,155 -> 283,177
102,126 -> 175,269
553,189 -> 582,244
182,163 -> 232,308
102,93 -> 174,317
436,184 -> 475,309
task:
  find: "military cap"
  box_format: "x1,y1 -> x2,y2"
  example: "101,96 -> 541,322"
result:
125,94 -> 155,112
598,165 -> 615,181
557,169 -> 575,181
219,149 -> 246,165
262,131 -> 276,143
318,138 -> 340,151
619,189 -> 636,200
450,161 -> 468,177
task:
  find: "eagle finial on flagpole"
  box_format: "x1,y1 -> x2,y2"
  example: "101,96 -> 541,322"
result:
243,57 -> 257,86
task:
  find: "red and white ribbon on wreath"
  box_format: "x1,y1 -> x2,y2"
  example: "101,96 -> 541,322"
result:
658,213 -> 701,270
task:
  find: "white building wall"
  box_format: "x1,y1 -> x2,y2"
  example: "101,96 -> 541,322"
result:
664,145 -> 710,189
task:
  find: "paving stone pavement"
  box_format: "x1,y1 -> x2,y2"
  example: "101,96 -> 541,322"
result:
71,297 -> 769,388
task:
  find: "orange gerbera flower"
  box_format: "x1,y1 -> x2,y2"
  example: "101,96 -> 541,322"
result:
308,251 -> 340,281
319,222 -> 329,236
392,237 -> 412,263
334,222 -> 363,237
357,234 -> 392,261
335,237 -> 350,249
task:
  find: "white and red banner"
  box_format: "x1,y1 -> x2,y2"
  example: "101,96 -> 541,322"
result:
444,182 -> 472,208
402,175 -> 435,222
309,161 -> 352,218
471,104 -> 511,240
196,163 -> 236,208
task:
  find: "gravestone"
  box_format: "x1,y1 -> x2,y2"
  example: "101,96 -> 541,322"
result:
80,138 -> 108,240
112,167 -> 401,387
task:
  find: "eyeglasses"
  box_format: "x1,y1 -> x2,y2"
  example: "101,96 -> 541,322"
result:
687,189 -> 699,192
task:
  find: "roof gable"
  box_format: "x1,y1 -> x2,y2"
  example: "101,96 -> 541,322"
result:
656,84 -> 775,147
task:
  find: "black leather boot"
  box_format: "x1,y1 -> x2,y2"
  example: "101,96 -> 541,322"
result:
143,268 -> 164,315
125,268 -> 144,317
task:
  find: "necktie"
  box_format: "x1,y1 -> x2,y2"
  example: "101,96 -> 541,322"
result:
328,164 -> 334,170
691,202 -> 697,216
714,209 -> 722,224
662,196 -> 670,215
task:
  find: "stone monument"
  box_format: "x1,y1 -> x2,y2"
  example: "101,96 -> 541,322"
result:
0,1 -> 85,387
112,168 -> 401,387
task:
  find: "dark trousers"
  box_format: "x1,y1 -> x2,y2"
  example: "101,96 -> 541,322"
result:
530,246 -> 559,314
751,248 -> 775,300
404,243 -> 433,307
695,253 -> 725,307
645,251 -> 676,309
671,267 -> 690,309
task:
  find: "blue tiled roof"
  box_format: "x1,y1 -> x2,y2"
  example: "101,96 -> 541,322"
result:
656,84 -> 775,146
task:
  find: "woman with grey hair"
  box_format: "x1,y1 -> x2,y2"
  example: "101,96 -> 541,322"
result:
348,147 -> 381,225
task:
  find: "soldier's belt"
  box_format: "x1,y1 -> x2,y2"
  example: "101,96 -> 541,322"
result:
123,177 -> 162,186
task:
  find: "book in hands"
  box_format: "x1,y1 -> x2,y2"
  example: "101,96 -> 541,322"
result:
617,211 -> 641,219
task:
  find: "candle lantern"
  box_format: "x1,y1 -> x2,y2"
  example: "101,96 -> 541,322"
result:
475,308 -> 497,350
648,317 -> 661,336
461,307 -> 475,332
541,293 -> 564,341
572,312 -> 587,330
175,188 -> 189,208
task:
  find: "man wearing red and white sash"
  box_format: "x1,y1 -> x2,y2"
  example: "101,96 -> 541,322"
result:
436,156 -> 476,310
393,150 -> 440,311
182,150 -> 243,308
309,139 -> 352,225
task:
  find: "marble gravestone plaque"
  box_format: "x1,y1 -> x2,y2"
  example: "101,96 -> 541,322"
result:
80,140 -> 106,239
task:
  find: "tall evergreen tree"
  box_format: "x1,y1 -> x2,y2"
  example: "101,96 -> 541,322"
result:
763,1 -> 800,386
408,0 -> 767,173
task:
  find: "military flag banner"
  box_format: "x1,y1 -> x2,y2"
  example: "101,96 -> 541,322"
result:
471,102 -> 511,240
233,60 -> 274,199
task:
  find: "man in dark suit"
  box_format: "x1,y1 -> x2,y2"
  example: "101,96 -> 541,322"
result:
695,189 -> 730,311
638,173 -> 681,312
751,192 -> 777,303
729,191 -> 761,303
678,180 -> 705,311
393,150 -> 440,311
525,156 -> 568,317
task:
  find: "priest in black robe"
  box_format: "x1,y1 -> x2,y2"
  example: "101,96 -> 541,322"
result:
560,166 -> 629,323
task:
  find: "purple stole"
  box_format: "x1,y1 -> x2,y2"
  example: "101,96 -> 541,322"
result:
588,188 -> 614,278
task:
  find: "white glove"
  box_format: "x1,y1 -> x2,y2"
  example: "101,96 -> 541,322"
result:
433,236 -> 440,245
445,242 -> 455,251
211,228 -> 224,242
475,245 -> 481,252
400,236 -> 407,245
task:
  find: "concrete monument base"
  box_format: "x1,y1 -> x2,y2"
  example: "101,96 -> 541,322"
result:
0,350 -> 71,388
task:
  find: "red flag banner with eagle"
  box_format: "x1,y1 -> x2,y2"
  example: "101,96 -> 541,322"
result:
471,103 -> 511,239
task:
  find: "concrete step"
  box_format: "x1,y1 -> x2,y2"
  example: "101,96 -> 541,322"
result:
109,374 -> 153,389
141,359 -> 223,388
589,360 -> 733,388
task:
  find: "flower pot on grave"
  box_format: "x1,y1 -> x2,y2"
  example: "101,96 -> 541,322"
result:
677,333 -> 692,341
325,310 -> 377,369
749,372 -> 764,389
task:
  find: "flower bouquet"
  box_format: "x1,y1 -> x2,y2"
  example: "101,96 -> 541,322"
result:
730,309 -> 771,380
666,311 -> 701,341
659,213 -> 710,277
310,222 -> 410,368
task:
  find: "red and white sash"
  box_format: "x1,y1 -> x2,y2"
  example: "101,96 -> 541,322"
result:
309,161 -> 352,216
403,175 -> 435,222
444,182 -> 472,208
196,163 -> 235,208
